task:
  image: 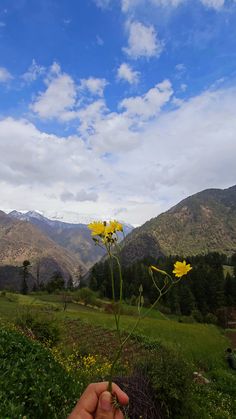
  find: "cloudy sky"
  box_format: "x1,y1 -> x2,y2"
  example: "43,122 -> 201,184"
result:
0,0 -> 236,225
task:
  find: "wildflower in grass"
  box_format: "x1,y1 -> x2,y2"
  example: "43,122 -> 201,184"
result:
173,260 -> 192,278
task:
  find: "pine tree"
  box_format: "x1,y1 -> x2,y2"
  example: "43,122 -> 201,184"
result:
20,260 -> 31,295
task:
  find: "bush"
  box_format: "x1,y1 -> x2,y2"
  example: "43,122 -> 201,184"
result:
205,313 -> 218,325
136,346 -> 193,417
192,309 -> 204,323
0,328 -> 83,418
0,291 -> 18,302
74,288 -> 97,306
16,307 -> 60,345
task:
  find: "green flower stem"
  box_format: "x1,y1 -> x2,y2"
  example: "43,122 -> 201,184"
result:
107,251 -> 120,340
111,253 -> 123,330
107,275 -> 183,392
107,243 -> 124,346
108,314 -> 142,393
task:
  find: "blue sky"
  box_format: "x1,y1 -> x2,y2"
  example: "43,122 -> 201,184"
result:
0,0 -> 236,225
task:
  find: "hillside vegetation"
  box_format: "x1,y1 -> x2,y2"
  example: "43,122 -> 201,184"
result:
120,185 -> 236,265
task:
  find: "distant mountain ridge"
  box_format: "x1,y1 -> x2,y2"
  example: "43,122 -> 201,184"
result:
0,211 -> 85,291
120,185 -> 236,265
8,210 -> 134,269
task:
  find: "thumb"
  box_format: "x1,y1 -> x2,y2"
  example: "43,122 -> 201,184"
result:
95,391 -> 115,419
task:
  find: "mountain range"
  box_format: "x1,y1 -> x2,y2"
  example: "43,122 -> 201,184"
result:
0,184 -> 236,289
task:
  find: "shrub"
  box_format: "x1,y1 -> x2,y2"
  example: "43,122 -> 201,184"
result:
0,328 -> 83,418
136,346 -> 193,417
16,306 -> 60,345
192,309 -> 204,323
205,313 -> 218,325
115,372 -> 164,419
0,291 -> 18,302
74,287 -> 97,306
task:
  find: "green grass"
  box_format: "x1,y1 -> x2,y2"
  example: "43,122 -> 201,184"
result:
0,291 -> 229,370
63,311 -> 227,369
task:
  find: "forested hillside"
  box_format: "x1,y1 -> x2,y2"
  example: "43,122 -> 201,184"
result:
119,185 -> 236,265
89,252 -> 236,320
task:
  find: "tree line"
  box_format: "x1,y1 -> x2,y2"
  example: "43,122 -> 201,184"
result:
88,252 -> 236,319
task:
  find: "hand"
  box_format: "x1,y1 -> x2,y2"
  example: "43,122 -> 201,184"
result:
68,382 -> 129,419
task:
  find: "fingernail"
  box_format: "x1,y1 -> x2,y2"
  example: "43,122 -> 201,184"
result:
100,392 -> 112,411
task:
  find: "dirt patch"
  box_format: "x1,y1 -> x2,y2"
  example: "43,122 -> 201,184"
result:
62,319 -> 155,365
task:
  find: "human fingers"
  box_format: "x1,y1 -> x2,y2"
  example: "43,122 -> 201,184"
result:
79,382 -> 128,411
68,382 -> 128,418
95,391 -> 115,419
95,385 -> 129,419
114,408 -> 125,419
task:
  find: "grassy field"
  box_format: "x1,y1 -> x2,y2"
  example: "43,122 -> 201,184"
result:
1,291 -> 236,418
0,291 -> 230,369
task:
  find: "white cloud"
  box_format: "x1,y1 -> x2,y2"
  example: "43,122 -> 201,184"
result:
77,80 -> 173,154
124,21 -> 164,59
0,117 -> 104,191
30,63 -> 77,120
31,63 -> 109,121
80,77 -> 108,96
78,99 -> 108,135
120,79 -> 173,119
0,67 -> 12,83
200,0 -> 225,9
121,0 -> 227,12
121,0 -> 184,12
175,63 -> 186,72
22,59 -> 45,83
50,62 -> 61,75
151,0 -> 184,6
61,190 -> 98,202
1,79 -> 236,225
86,111 -> 141,153
96,35 -> 104,45
121,0 -> 141,12
117,63 -> 140,84
93,0 -> 111,9
180,83 -> 187,92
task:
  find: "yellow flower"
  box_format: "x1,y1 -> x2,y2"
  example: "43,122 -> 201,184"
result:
88,221 -> 106,236
172,260 -> 192,278
105,224 -> 114,235
109,220 -> 123,232
150,265 -> 168,276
